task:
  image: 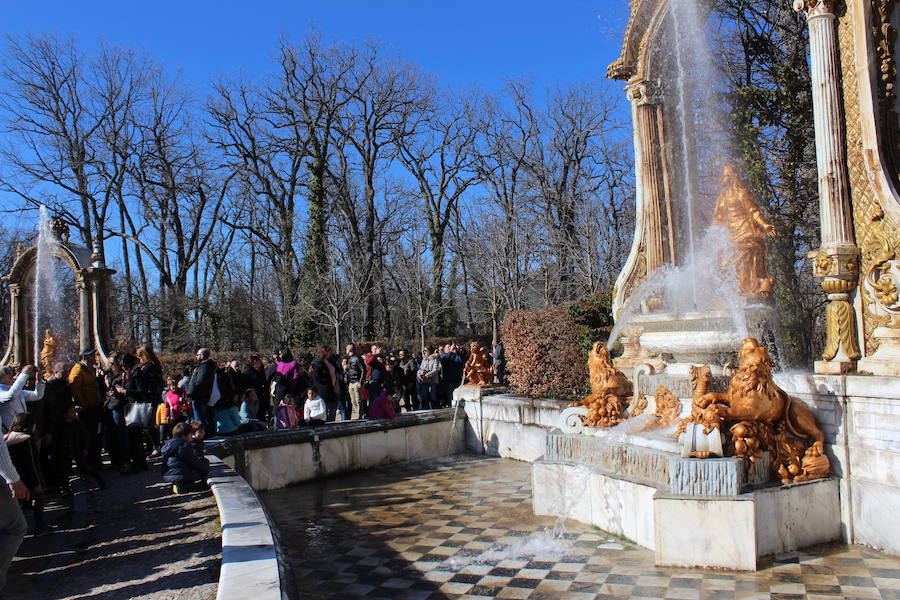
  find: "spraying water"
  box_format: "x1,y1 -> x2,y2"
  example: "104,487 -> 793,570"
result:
32,205 -> 69,370
668,0 -> 733,308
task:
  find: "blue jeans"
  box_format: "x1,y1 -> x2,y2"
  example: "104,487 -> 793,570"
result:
0,484 -> 26,590
417,383 -> 437,410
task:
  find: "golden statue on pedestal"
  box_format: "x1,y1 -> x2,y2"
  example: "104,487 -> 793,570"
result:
570,342 -> 632,427
463,341 -> 494,386
713,165 -> 776,300
39,328 -> 58,376
680,338 -> 830,483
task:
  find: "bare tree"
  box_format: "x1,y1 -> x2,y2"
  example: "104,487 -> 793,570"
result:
394,89 -> 480,334
328,42 -> 432,339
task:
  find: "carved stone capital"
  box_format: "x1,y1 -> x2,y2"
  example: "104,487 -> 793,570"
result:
626,80 -> 660,106
793,0 -> 835,18
809,244 -> 860,279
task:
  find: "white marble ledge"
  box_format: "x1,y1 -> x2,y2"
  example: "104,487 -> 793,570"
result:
845,375 -> 900,400
775,372 -> 846,397
208,455 -> 282,600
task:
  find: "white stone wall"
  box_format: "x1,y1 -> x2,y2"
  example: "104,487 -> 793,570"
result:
772,374 -> 900,556
226,418 -> 468,491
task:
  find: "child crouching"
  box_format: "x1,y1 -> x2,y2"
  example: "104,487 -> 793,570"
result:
161,422 -> 210,494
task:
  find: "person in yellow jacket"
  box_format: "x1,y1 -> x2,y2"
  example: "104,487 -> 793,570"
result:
155,401 -> 172,448
67,349 -> 102,469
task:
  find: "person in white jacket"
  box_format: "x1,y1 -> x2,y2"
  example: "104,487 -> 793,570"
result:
303,388 -> 327,426
0,365 -> 43,433
0,428 -> 28,594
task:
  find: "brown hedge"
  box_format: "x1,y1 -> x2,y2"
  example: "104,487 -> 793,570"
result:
501,304 -> 589,400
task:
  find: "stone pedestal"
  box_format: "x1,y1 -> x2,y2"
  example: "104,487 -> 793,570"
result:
857,327 -> 900,376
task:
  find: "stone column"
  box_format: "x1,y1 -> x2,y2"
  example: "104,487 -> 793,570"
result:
628,80 -> 667,273
795,0 -> 861,374
8,284 -> 22,366
77,275 -> 91,354
614,81 -> 669,372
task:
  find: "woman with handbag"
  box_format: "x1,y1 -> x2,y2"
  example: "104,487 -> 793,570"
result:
122,354 -> 150,474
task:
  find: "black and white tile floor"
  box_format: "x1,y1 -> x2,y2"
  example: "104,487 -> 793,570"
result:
261,455 -> 900,599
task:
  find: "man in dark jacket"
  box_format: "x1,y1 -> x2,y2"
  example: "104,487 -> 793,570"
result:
344,345 -> 365,419
397,350 -> 417,412
186,349 -> 217,427
161,422 -> 209,494
40,362 -> 74,490
242,354 -> 269,422
439,344 -> 464,408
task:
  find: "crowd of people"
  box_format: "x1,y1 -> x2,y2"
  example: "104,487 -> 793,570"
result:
0,338 -> 508,593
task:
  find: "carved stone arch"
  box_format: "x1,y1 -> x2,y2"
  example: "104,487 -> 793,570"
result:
1,238 -> 115,369
7,241 -> 92,285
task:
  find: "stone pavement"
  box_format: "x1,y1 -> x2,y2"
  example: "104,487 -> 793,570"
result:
261,455 -> 900,600
6,461 -> 220,600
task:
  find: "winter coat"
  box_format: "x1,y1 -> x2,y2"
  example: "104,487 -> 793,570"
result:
215,405 -> 242,435
165,389 -> 190,421
43,376 -> 75,436
272,361 -> 305,400
276,401 -> 299,429
186,360 -> 217,406
239,399 -> 259,423
303,396 -> 327,422
140,361 -> 165,406
60,417 -> 89,461
309,357 -> 336,403
418,354 -> 441,384
0,373 -> 43,432
242,365 -> 268,405
68,362 -> 99,408
368,390 -> 396,420
161,437 -> 209,483
344,355 -> 364,384
5,431 -> 43,490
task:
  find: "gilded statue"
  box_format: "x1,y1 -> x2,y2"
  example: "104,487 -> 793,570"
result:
713,165 -> 776,300
677,338 -> 830,483
463,341 -> 494,387
39,328 -> 58,376
570,342 -> 632,427
638,385 -> 682,431
676,365 -> 726,440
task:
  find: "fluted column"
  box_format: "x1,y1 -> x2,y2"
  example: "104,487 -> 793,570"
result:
77,275 -> 91,354
8,284 -> 22,366
628,80 -> 668,273
795,0 -> 861,373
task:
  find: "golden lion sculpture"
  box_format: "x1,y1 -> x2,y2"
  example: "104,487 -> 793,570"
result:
680,338 -> 830,483
569,342 -> 632,428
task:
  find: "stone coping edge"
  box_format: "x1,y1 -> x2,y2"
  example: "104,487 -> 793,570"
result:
207,455 -> 287,600
207,407 -> 464,458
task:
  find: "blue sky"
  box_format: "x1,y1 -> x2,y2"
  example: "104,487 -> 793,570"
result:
1,1 -> 630,93
1,1 -> 633,229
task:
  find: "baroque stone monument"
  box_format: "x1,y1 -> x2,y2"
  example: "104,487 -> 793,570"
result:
1,217 -> 115,368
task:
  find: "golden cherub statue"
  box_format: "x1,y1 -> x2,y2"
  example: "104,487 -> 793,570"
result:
39,328 -> 58,376
713,165 -> 776,300
463,341 -> 494,386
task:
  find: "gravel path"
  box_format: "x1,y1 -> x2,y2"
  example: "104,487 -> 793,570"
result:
5,460 -> 220,600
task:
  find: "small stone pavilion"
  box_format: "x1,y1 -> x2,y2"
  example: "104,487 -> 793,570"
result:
1,219 -> 115,368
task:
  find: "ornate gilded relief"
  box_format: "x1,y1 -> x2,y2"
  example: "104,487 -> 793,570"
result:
873,0 -> 898,187
837,5 -> 900,353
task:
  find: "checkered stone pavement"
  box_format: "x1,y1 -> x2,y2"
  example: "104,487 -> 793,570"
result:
260,455 -> 900,599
